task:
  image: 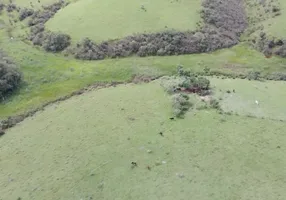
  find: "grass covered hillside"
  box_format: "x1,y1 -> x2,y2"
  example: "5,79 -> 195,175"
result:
46,0 -> 202,42
1,81 -> 286,200
1,0 -> 286,199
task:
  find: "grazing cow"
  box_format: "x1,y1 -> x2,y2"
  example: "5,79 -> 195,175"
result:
131,162 -> 137,167
255,100 -> 259,105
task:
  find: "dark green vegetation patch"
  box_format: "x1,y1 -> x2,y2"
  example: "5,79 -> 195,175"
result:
0,50 -> 22,99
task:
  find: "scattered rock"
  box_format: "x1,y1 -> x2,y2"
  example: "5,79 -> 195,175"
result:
162,161 -> 167,164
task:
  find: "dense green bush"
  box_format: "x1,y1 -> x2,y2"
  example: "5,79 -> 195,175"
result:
172,93 -> 193,118
160,76 -> 185,94
275,44 -> 286,58
19,8 -> 34,21
72,38 -> 105,60
247,71 -> 261,80
28,0 -> 66,26
177,67 -> 210,94
27,1 -> 70,52
0,52 -> 22,98
6,3 -> 17,12
42,32 -> 71,52
265,72 -> 286,81
0,3 -> 4,13
209,99 -> 221,110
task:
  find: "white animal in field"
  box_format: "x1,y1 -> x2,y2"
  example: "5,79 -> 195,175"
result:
255,100 -> 259,105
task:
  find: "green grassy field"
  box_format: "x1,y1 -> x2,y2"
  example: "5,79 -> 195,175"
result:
1,0 -> 286,199
245,0 -> 286,39
258,0 -> 286,38
1,26 -> 286,119
46,0 -> 201,42
1,81 -> 286,200
211,78 -> 286,121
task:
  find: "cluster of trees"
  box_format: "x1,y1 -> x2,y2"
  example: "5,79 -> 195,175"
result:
0,51 -> 22,99
24,0 -> 248,58
28,0 -> 66,26
71,0 -> 247,60
6,3 -> 18,12
0,2 -> 18,13
176,66 -> 210,94
161,67 -> 212,118
19,8 -> 34,21
30,29 -> 71,52
255,32 -> 286,58
72,27 -> 237,60
27,0 -> 70,52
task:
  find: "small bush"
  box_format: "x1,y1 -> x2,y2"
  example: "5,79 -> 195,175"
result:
73,38 -> 105,60
6,3 -> 17,12
0,52 -> 22,98
28,10 -> 53,26
19,8 -> 34,21
0,3 -> 4,13
209,99 -> 221,110
172,93 -> 193,118
275,44 -> 286,58
177,67 -> 210,94
247,71 -> 261,80
42,32 -> 71,52
160,76 -> 185,94
197,77 -> 210,90
28,0 -> 66,26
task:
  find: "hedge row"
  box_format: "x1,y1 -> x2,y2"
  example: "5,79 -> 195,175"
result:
71,0 -> 247,60
27,0 -> 247,58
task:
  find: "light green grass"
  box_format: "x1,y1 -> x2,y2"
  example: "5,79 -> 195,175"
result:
1,28 -> 286,119
211,78 -> 286,121
245,0 -> 286,39
46,0 -> 201,42
258,0 -> 286,38
1,82 -> 286,200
